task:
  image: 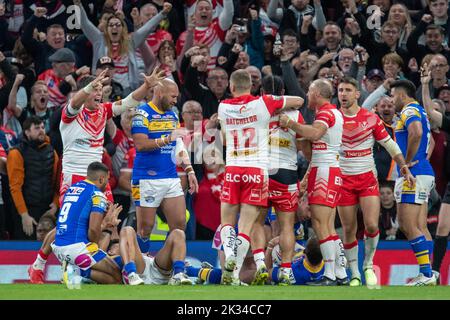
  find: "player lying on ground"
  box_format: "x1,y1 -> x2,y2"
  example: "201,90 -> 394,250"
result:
117,226 -> 192,285
185,236 -> 323,285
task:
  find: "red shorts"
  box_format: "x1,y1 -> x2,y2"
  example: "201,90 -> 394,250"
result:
60,173 -> 113,206
267,178 -> 299,212
307,167 -> 342,208
337,171 -> 379,206
221,166 -> 268,206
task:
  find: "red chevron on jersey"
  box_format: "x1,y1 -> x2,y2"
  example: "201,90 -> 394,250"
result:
340,108 -> 389,175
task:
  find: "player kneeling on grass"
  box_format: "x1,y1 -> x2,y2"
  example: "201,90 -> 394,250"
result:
51,162 -> 123,285
119,226 -> 192,285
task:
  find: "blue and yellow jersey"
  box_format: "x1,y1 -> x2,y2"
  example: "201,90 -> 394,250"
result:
131,102 -> 180,180
55,180 -> 108,246
395,102 -> 434,177
292,254 -> 324,285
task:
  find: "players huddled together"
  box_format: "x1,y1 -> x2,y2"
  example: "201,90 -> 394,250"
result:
1,0 -> 449,288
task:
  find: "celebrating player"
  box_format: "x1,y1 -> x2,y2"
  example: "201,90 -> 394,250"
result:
27,68 -> 165,284
279,79 -> 344,285
218,69 -> 304,285
52,162 -> 123,285
251,75 -> 309,285
390,80 -> 437,286
336,77 -> 414,286
131,78 -> 199,254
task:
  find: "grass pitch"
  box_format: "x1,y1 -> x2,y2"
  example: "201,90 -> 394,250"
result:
1,284 -> 450,300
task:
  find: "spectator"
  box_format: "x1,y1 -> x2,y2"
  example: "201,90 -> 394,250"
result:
5,73 -> 27,137
427,0 -> 449,40
217,8 -> 265,70
95,56 -> 123,102
0,51 -> 15,113
378,181 -> 401,240
37,48 -> 81,110
184,63 -> 230,119
382,52 -> 405,80
21,7 -> 79,76
194,144 -> 224,240
373,96 -> 398,181
176,0 -> 234,69
416,54 -> 450,102
385,3 -> 413,50
76,0 -> 171,93
245,66 -> 262,96
300,21 -> 343,57
407,19 -> 450,66
0,142 -> 6,239
36,215 -> 55,242
6,116 -> 59,240
359,21 -> 409,71
267,0 -> 326,35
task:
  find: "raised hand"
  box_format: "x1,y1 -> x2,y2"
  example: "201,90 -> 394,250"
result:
420,63 -> 431,85
142,67 -> 166,89
34,7 -> 48,18
162,2 -> 172,14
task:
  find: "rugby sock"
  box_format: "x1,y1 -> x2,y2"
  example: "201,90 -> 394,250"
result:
124,262 -> 137,275
427,240 -> 434,260
409,235 -> 432,278
363,230 -> 379,270
252,249 -> 266,269
220,224 -> 237,260
234,233 -> 251,278
332,235 -> 347,279
173,260 -> 185,275
185,266 -> 201,278
280,263 -> 293,282
344,240 -> 360,279
193,268 -> 222,284
32,249 -> 49,270
113,256 -> 124,270
319,236 -> 336,280
137,234 -> 150,254
272,268 -> 280,283
432,235 -> 448,272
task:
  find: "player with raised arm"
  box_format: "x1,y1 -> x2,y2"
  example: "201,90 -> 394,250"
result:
131,79 -> 199,254
390,79 -> 436,286
27,68 -> 165,284
279,79 -> 344,285
336,77 -> 414,286
218,69 -> 304,285
52,162 -> 123,286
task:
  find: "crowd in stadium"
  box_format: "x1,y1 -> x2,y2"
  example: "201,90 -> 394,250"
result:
1,0 -> 450,286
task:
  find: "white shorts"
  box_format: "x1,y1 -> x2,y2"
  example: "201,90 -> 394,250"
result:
133,178 -> 184,207
51,242 -> 107,270
140,255 -> 172,284
395,175 -> 435,205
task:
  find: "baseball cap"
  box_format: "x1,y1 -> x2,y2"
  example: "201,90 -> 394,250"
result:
436,84 -> 450,97
96,56 -> 115,69
367,69 -> 385,80
48,48 -> 76,63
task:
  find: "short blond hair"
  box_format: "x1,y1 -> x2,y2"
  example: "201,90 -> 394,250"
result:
382,52 -> 404,68
230,70 -> 251,92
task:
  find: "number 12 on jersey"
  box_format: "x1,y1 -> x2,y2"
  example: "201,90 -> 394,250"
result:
230,128 -> 257,151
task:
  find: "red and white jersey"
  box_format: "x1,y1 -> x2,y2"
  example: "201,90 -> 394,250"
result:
38,69 -> 68,110
146,30 -> 173,54
311,103 -> 343,168
340,108 -> 390,175
268,110 -> 304,171
111,44 -> 130,89
218,94 -> 286,169
176,18 -> 226,69
60,102 -> 114,176
186,0 -> 224,20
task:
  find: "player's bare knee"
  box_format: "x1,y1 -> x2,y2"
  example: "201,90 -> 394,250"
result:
121,226 -> 136,238
169,228 -> 186,241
